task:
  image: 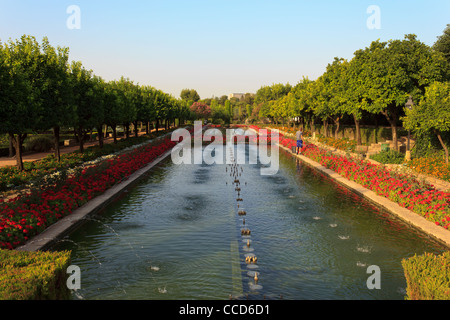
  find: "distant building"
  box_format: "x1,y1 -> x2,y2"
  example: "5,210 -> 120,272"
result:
228,93 -> 255,101
228,93 -> 245,100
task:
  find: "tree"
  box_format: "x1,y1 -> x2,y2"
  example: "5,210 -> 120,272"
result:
70,61 -> 104,153
288,77 -> 314,129
403,81 -> 450,164
320,57 -> 349,139
91,75 -> 106,147
190,102 -> 211,120
351,35 -> 448,150
140,85 -> 157,134
116,77 -> 137,139
0,35 -> 43,171
180,89 -> 200,102
219,95 -> 228,106
225,100 -> 232,122
434,24 -> 450,65
104,80 -> 126,143
245,104 -> 252,120
38,38 -> 75,161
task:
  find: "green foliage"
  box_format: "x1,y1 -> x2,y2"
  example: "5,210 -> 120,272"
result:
180,88 -> 200,102
402,251 -> 450,300
403,81 -> 450,163
0,249 -> 72,300
433,24 -> 450,65
404,82 -> 450,134
370,149 -> 405,164
23,135 -> 54,153
413,130 -> 450,159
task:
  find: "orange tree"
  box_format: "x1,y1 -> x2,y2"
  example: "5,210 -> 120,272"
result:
403,81 -> 450,164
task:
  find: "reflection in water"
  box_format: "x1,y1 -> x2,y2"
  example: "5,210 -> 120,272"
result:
53,145 -> 447,300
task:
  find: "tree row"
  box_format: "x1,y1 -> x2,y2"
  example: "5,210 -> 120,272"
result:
0,35 -> 191,170
252,33 -> 450,162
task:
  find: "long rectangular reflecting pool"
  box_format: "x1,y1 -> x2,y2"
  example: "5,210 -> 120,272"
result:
53,144 -> 447,300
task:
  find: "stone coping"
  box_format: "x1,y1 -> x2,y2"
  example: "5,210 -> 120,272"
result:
16,148 -> 174,252
279,144 -> 450,248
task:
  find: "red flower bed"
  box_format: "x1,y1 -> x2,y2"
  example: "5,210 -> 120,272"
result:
261,126 -> 450,230
0,137 -> 177,250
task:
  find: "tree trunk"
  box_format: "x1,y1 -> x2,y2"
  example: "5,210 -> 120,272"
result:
435,129 -> 449,164
8,134 -> 14,157
155,119 -> 159,132
323,119 -> 328,137
145,122 -> 149,135
134,121 -> 139,137
9,133 -> 26,171
390,122 -> 398,152
124,123 -> 130,139
78,126 -> 84,153
353,114 -> 362,146
112,125 -> 117,144
334,116 -> 340,140
382,108 -> 398,151
97,124 -> 104,148
53,126 -> 61,162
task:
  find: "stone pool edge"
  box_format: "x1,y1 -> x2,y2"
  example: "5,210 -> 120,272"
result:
279,144 -> 450,248
16,148 -> 174,252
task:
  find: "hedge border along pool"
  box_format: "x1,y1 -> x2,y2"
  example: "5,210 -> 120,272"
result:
0,248 -> 71,300
402,251 -> 450,300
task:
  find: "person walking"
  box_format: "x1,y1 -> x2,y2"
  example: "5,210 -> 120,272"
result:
296,128 -> 303,155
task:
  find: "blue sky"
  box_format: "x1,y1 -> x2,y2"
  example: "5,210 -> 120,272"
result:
0,0 -> 449,99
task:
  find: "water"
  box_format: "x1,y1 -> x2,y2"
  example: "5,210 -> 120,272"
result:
53,144 -> 447,300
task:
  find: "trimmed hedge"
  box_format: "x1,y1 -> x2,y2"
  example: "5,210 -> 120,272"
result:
0,249 -> 72,300
402,251 -> 450,300
370,149 -> 405,164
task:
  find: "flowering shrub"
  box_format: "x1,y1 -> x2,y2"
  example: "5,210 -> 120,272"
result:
190,102 -> 211,119
407,155 -> 450,182
316,135 -> 357,152
0,136 -> 177,250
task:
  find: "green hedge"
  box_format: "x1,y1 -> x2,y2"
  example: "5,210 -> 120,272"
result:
402,251 -> 450,300
0,249 -> 72,300
370,149 -> 405,164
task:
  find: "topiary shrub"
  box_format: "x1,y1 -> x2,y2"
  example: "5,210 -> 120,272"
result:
0,249 -> 72,300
